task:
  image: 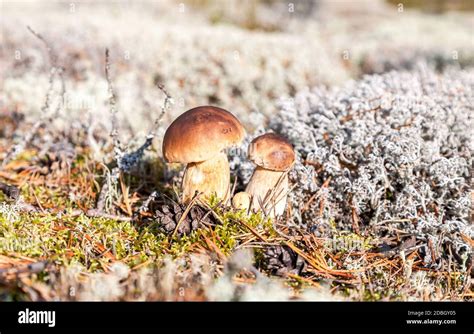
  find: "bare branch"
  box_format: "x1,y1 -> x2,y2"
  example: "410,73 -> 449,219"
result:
104,48 -> 121,156
27,25 -> 58,66
27,25 -> 64,118
150,83 -> 172,138
2,26 -> 65,167
98,51 -> 172,214
137,190 -> 159,215
119,83 -> 173,169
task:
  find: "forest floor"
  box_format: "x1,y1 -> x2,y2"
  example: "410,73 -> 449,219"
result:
0,0 -> 472,301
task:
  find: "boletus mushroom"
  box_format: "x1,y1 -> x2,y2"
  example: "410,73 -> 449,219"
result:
163,106 -> 245,204
245,133 -> 295,217
232,191 -> 251,213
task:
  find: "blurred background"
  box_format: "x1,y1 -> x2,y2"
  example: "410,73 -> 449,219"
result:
1,0 -> 473,141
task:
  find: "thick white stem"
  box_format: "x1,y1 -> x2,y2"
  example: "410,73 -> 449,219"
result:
181,152 -> 230,204
245,166 -> 289,218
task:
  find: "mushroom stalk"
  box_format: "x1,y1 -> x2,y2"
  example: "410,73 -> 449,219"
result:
245,166 -> 289,217
182,151 -> 230,204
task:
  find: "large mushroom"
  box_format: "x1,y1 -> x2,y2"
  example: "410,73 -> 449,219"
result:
163,106 -> 245,204
245,133 -> 295,217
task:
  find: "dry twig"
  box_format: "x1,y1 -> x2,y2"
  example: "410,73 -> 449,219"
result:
2,26 -> 65,167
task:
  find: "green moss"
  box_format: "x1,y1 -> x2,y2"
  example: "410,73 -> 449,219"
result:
168,231 -> 202,257
363,290 -> 383,301
285,275 -> 307,290
210,204 -> 275,255
0,209 -> 169,271
325,227 -> 374,254
213,220 -> 239,253
0,184 -> 281,279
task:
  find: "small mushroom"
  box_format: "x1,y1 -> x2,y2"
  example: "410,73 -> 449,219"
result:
232,191 -> 251,213
163,106 -> 245,204
245,133 -> 295,217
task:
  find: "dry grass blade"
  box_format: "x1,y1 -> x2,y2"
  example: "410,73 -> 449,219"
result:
233,218 -> 268,243
285,241 -> 355,279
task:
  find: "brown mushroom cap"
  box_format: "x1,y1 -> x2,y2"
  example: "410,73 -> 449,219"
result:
248,133 -> 295,171
163,106 -> 245,163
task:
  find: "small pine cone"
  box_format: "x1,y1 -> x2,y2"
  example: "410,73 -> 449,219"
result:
261,245 -> 306,277
0,183 -> 20,200
33,140 -> 77,175
154,203 -> 212,237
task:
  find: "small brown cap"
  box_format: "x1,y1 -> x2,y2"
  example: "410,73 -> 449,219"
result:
232,191 -> 251,211
163,106 -> 245,163
248,133 -> 295,171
